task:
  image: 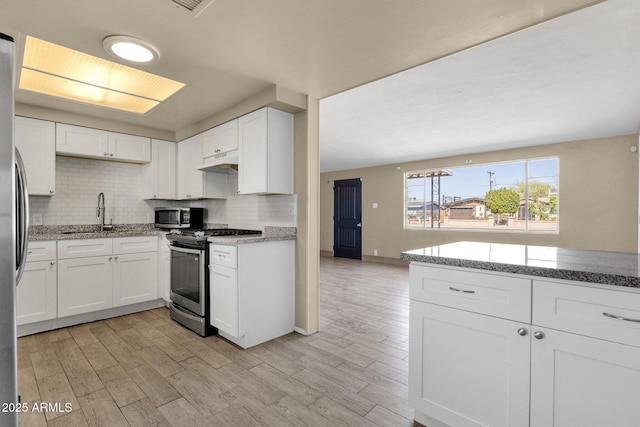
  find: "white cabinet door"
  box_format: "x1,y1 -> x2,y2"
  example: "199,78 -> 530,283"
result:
409,301 -> 530,427
144,139 -> 177,200
56,123 -> 109,158
202,119 -> 238,158
210,264 -> 239,337
107,132 -> 151,163
56,123 -> 150,163
15,117 -> 56,196
530,327 -> 640,427
177,134 -> 227,200
17,260 -> 57,325
112,252 -> 158,307
177,134 -> 203,199
57,256 -> 113,317
238,107 -> 293,195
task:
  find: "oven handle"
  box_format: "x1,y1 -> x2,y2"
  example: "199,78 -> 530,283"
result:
169,245 -> 203,255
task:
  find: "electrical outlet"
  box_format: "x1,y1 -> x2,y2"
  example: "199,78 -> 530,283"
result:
288,203 -> 297,215
32,213 -> 43,226
374,249 -> 378,256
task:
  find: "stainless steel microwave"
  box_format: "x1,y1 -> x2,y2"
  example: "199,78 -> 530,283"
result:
154,207 -> 204,229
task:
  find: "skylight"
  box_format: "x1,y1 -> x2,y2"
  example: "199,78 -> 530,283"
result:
19,36 -> 186,114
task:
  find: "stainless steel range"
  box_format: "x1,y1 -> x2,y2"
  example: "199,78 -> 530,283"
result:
167,228 -> 261,336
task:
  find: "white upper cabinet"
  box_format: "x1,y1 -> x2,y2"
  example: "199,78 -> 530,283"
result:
144,139 -> 177,200
238,107 -> 293,195
202,119 -> 238,159
15,117 -> 56,196
56,123 -> 151,163
177,134 -> 227,200
107,132 -> 151,163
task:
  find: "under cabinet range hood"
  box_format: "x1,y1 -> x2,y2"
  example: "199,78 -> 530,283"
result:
196,150 -> 238,173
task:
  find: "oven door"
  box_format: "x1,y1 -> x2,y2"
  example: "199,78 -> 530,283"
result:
169,245 -> 205,316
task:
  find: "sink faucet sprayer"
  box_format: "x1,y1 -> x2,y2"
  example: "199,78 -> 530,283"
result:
97,192 -> 106,231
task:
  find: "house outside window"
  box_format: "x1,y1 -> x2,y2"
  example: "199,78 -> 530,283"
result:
405,157 -> 559,232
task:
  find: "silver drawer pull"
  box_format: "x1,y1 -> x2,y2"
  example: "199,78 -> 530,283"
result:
602,312 -> 640,323
449,286 -> 475,294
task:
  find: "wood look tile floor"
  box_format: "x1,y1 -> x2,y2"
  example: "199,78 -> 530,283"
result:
17,257 -> 414,426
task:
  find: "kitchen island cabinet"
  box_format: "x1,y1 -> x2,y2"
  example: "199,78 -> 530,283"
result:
402,242 -> 640,427
209,240 -> 295,348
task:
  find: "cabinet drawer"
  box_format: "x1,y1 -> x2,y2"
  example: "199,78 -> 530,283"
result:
113,236 -> 158,254
210,244 -> 237,268
58,238 -> 113,259
533,280 -> 640,348
410,264 -> 531,323
26,241 -> 56,262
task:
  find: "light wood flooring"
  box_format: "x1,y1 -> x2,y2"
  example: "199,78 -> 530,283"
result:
17,256 -> 414,426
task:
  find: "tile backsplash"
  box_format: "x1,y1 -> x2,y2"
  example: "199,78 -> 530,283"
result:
29,156 -> 297,228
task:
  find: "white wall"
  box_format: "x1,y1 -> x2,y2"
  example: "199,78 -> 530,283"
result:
28,156 -> 296,228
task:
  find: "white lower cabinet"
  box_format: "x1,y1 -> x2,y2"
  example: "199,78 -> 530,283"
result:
209,240 -> 294,348
409,301 -> 530,427
58,255 -> 113,317
409,264 -> 640,427
57,236 -> 158,317
210,264 -> 239,337
112,252 -> 157,307
17,241 -> 57,325
530,327 -> 640,427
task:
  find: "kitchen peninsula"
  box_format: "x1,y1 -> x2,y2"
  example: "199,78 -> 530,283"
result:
402,241 -> 640,427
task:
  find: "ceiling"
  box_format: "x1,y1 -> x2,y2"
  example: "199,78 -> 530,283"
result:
0,0 -> 608,170
320,0 -> 640,172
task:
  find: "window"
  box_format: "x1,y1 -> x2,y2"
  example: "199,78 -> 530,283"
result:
405,157 -> 558,232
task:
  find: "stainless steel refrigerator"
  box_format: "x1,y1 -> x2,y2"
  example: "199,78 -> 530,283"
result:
0,32 -> 30,427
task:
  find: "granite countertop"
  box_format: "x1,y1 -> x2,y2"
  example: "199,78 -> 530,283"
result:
207,226 -> 296,245
29,224 -> 160,240
29,224 -> 296,244
401,241 -> 640,289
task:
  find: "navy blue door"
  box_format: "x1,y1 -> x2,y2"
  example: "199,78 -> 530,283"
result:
333,178 -> 362,260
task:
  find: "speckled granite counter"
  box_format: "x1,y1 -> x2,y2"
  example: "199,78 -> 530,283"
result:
29,224 -> 296,244
207,226 -> 296,245
401,241 -> 640,289
29,224 -> 161,240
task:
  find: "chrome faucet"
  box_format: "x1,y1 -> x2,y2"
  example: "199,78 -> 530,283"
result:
97,192 -> 105,231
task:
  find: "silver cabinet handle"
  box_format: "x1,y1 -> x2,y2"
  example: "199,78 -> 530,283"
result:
517,328 -> 527,336
449,286 -> 475,294
50,261 -> 55,266
49,189 -> 55,194
114,256 -> 119,260
108,256 -> 113,261
602,312 -> 640,323
357,223 -> 362,228
533,331 -> 545,340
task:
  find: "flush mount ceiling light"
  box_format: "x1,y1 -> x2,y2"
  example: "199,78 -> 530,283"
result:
103,35 -> 159,63
20,36 -> 185,114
